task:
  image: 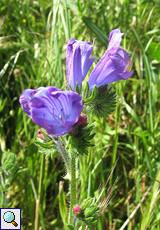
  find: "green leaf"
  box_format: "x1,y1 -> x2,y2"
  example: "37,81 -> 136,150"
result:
80,16 -> 109,47
59,182 -> 68,228
145,29 -> 160,35
124,101 -> 154,178
0,97 -> 7,112
67,225 -> 75,230
35,140 -> 54,149
1,150 -> 20,183
147,42 -> 160,62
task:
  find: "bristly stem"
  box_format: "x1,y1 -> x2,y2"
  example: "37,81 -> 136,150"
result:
68,149 -> 76,225
56,137 -> 77,225
56,137 -> 71,177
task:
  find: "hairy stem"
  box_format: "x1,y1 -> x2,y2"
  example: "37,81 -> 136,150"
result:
56,137 -> 71,177
69,150 -> 76,225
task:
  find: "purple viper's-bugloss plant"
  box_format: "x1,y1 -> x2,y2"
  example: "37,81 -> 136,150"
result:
19,28 -> 133,229
19,86 -> 83,136
66,28 -> 133,92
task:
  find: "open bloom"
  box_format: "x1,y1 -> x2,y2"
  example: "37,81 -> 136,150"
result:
66,28 -> 133,92
19,87 -> 83,136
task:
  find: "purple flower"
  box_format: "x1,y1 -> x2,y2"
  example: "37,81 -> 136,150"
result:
88,28 -> 133,91
66,38 -> 95,91
66,29 -> 133,92
19,87 -> 83,136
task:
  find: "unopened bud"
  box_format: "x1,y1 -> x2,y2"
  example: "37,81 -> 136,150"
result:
76,114 -> 87,127
71,127 -> 77,136
9,110 -> 15,117
73,205 -> 81,216
14,68 -> 20,77
38,130 -> 44,139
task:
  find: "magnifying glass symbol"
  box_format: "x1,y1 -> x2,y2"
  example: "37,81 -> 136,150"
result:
3,211 -> 18,227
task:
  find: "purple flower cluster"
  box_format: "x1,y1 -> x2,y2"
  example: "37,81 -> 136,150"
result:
67,28 -> 133,92
19,28 -> 133,136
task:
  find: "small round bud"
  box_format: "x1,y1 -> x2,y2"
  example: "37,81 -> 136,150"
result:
14,68 -> 20,77
9,110 -> 15,117
38,130 -> 45,139
76,114 -> 87,127
73,205 -> 81,216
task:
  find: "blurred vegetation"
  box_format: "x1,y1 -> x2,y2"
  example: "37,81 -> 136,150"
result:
0,0 -> 160,229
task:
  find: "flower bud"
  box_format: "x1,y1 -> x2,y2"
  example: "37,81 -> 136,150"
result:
9,110 -> 15,117
76,114 -> 87,127
70,114 -> 88,136
70,127 -> 77,136
14,68 -> 20,77
38,130 -> 45,139
74,197 -> 100,227
73,205 -> 81,215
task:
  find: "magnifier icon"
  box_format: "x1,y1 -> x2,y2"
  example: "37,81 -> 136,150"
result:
3,211 -> 18,227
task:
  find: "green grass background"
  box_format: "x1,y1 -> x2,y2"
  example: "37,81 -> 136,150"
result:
0,0 -> 160,229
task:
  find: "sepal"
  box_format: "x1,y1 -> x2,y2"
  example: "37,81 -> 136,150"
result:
82,81 -> 90,100
35,129 -> 59,158
67,225 -> 75,230
86,85 -> 116,117
73,197 -> 100,227
83,84 -> 98,103
75,82 -> 81,94
68,85 -> 73,91
35,140 -> 54,149
68,123 -> 95,155
68,82 -> 81,95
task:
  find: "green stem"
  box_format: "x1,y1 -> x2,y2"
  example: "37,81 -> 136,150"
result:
1,174 -> 5,207
56,137 -> 71,177
69,150 -> 76,225
35,153 -> 44,230
111,94 -> 118,184
30,175 -> 46,230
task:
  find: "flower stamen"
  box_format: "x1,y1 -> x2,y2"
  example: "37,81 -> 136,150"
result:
59,114 -> 66,127
43,114 -> 55,129
61,108 -> 66,121
53,109 -> 57,120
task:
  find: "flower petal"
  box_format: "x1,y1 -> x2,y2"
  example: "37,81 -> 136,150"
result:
19,87 -> 44,116
19,87 -> 83,136
88,29 -> 133,91
46,125 -> 73,136
108,28 -> 123,55
66,38 -> 95,91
